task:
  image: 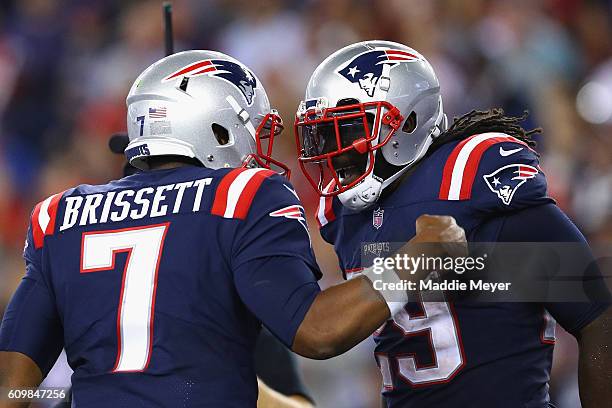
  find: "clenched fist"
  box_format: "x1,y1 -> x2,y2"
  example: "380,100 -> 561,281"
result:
392,215 -> 468,282
412,214 -> 467,257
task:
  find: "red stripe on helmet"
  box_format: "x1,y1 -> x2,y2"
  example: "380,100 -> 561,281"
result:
385,50 -> 419,59
191,65 -> 217,76
163,60 -> 213,81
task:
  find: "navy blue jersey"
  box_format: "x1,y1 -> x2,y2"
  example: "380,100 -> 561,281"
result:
316,133 -> 609,407
0,166 -> 321,407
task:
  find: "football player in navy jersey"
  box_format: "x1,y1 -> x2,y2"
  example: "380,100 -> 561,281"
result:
0,50 -> 466,408
294,41 -> 611,408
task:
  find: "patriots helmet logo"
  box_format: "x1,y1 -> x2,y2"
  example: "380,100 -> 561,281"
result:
337,49 -> 421,97
163,59 -> 257,105
484,164 -> 539,205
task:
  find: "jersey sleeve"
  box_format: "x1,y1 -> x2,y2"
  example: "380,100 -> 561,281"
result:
212,169 -> 322,346
228,171 -> 321,276
0,222 -> 64,376
496,203 -> 611,335
438,133 -> 553,213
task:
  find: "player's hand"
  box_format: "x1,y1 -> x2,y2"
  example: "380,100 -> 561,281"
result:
395,215 -> 468,282
412,214 -> 467,257
257,378 -> 313,408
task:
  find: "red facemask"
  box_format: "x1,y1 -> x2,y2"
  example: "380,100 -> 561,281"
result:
294,100 -> 403,196
243,112 -> 291,179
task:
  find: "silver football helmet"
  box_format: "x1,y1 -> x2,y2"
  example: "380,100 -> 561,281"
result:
295,40 -> 447,211
126,50 -> 288,175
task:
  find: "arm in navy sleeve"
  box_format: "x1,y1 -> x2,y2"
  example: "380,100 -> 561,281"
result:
495,203 -> 611,408
231,175 -> 321,348
496,203 -> 610,333
0,226 -> 64,386
464,136 -> 609,327
232,175 -> 391,360
234,256 -> 320,348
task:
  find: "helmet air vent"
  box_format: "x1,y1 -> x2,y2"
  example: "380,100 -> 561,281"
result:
178,77 -> 189,92
212,123 -> 230,146
402,111 -> 417,133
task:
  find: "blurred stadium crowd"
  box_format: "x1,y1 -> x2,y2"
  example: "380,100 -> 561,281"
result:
0,0 -> 611,407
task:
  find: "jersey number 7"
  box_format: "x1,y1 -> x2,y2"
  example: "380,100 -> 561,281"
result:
80,223 -> 170,372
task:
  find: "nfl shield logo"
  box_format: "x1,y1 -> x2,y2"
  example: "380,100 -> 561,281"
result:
372,208 -> 384,229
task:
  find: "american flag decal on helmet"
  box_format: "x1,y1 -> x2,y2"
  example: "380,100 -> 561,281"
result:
148,107 -> 167,118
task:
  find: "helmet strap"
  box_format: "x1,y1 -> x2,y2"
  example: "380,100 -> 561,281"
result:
225,95 -> 257,140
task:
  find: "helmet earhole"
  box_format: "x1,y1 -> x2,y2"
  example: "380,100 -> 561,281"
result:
402,111 -> 417,133
212,123 -> 230,145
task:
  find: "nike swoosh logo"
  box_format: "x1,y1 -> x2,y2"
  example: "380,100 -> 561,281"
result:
499,146 -> 523,157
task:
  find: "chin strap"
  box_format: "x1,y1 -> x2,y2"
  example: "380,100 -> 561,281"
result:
338,175 -> 383,211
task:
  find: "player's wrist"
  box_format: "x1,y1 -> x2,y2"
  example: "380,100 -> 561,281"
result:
361,265 -> 409,316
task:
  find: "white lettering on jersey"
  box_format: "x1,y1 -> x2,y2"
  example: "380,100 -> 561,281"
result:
173,181 -> 194,213
110,190 -> 134,222
151,184 -> 175,218
192,178 -> 212,212
60,196 -> 83,231
99,191 -> 116,223
131,187 -> 154,220
79,194 -> 104,226
59,178 -> 212,232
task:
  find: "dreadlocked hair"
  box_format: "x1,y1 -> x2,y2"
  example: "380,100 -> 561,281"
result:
431,108 -> 541,151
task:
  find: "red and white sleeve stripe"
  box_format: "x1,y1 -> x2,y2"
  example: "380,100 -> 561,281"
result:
211,168 -> 276,219
31,191 -> 65,249
315,180 -> 336,228
439,133 -> 529,201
